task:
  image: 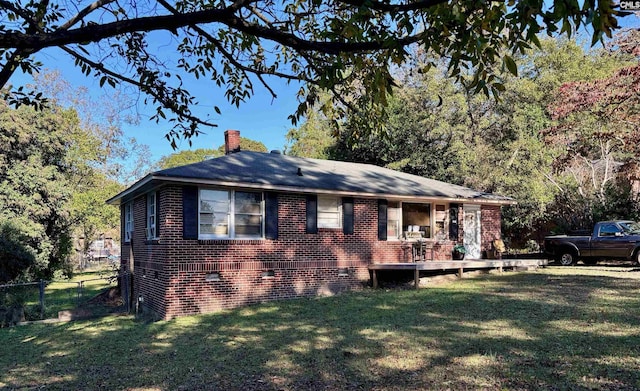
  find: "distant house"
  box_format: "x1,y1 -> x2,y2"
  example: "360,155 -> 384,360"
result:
107,130 -> 515,319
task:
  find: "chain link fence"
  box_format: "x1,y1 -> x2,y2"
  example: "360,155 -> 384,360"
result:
0,272 -> 130,327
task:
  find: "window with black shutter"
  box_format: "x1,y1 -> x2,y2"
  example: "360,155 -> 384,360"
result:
342,197 -> 354,235
378,199 -> 388,241
306,194 -> 318,234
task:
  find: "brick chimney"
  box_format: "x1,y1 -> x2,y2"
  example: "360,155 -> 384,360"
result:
224,130 -> 241,155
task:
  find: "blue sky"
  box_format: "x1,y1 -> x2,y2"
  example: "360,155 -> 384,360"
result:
9,46 -> 303,165
6,11 -> 640,168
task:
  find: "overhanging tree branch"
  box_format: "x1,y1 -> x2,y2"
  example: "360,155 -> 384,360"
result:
335,0 -> 449,13
59,45 -> 217,129
0,7 -> 423,55
0,0 -> 626,146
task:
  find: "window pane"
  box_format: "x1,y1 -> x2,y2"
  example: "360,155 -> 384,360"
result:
235,191 -> 262,214
200,190 -> 230,237
599,224 -> 619,237
235,225 -> 261,236
403,203 -> 431,238
436,204 -> 446,222
200,200 -> 213,212
201,190 -> 229,212
147,194 -> 155,214
235,214 -> 262,236
200,224 -> 214,234
318,213 -> 340,227
200,213 -> 214,226
387,221 -> 400,238
318,196 -> 341,228
387,203 -> 400,239
235,214 -> 261,236
213,224 -> 228,235
318,196 -> 339,211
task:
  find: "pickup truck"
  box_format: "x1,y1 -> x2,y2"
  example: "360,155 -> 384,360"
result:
544,220 -> 640,266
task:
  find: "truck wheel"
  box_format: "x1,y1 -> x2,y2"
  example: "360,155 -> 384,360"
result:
634,251 -> 640,266
556,251 -> 576,266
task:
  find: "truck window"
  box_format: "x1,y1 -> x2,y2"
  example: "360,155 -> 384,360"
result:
598,223 -> 622,237
619,221 -> 640,234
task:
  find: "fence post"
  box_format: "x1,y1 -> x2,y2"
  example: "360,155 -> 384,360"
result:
39,280 -> 45,319
122,273 -> 130,313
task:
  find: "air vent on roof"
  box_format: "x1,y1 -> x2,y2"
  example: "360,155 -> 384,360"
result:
270,150 -> 281,154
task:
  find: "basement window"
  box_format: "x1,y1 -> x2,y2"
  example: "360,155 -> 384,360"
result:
205,272 -> 221,282
262,270 -> 275,279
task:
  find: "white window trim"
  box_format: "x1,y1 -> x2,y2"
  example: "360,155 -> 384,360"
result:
386,202 -> 401,241
198,189 -> 265,240
124,202 -> 133,243
317,195 -> 342,229
146,192 -> 158,240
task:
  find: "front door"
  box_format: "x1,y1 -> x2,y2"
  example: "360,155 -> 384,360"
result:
463,205 -> 482,259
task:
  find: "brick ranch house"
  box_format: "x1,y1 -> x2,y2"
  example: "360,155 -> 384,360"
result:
107,130 -> 515,319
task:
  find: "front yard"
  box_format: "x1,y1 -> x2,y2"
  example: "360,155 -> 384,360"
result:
1,266 -> 640,390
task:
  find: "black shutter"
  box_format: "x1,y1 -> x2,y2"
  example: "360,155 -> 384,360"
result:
144,194 -> 148,232
306,194 -> 318,234
155,191 -> 161,237
120,204 -> 126,242
342,197 -> 354,235
265,192 -> 278,240
378,199 -> 388,241
449,203 -> 459,240
183,186 -> 199,239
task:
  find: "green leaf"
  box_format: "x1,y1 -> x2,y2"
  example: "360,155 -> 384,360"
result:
504,55 -> 518,77
492,82 -> 506,92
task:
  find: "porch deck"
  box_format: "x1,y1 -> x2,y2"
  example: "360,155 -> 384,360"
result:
369,258 -> 549,288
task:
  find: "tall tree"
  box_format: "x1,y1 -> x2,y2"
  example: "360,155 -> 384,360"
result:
0,103 -> 78,282
32,71 -> 154,265
285,94 -> 335,159
289,37 -> 633,244
0,0 -> 628,146
462,38 -> 629,239
545,30 -> 640,229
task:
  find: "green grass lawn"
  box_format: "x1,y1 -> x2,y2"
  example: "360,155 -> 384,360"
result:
1,266 -> 640,390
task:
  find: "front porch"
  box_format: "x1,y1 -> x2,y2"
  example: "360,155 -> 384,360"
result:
369,258 -> 549,288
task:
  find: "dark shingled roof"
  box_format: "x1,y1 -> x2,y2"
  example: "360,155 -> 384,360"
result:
107,151 -> 514,205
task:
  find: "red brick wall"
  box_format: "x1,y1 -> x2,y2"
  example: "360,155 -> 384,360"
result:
481,205 -> 502,252
121,186 -> 503,319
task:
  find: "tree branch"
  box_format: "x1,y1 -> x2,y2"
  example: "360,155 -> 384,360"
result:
335,0 -> 449,13
156,0 -> 308,99
0,0 -> 37,28
59,45 -> 217,129
59,0 -> 118,31
0,7 -> 422,55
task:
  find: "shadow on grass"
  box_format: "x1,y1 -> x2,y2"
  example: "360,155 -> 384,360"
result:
1,270 -> 640,390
